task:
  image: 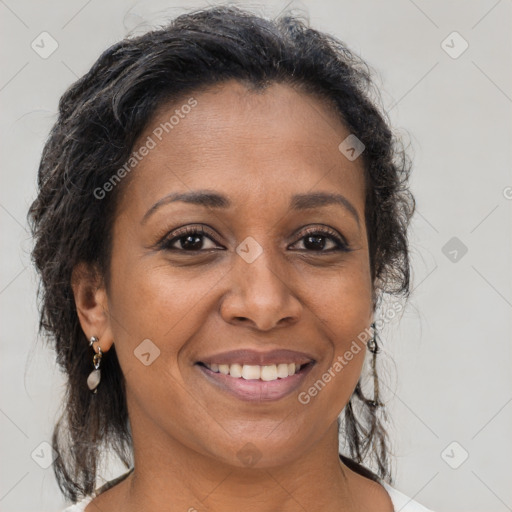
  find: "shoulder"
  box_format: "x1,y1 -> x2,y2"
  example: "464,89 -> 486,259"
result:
342,463 -> 394,511
59,467 -> 134,512
342,460 -> 434,512
60,495 -> 94,512
380,481 -> 436,512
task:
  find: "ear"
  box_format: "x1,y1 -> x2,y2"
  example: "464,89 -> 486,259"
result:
71,262 -> 115,353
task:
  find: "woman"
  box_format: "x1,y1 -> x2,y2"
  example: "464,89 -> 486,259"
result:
29,5 -> 434,511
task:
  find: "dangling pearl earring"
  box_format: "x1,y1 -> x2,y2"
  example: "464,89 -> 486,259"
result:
87,336 -> 103,393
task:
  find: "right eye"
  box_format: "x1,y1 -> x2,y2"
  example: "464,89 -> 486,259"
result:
159,225 -> 223,252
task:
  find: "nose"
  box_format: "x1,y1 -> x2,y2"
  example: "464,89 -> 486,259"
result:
219,249 -> 302,332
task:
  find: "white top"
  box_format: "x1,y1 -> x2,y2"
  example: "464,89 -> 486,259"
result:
61,479 -> 435,511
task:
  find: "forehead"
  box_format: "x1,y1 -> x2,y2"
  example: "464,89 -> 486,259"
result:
117,80 -> 366,219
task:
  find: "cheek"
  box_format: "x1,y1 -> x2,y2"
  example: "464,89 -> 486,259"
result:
303,259 -> 372,402
308,254 -> 374,339
105,256 -> 216,424
106,251 -> 220,373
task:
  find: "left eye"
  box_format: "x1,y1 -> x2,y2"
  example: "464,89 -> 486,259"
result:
159,226 -> 348,253
290,229 -> 348,252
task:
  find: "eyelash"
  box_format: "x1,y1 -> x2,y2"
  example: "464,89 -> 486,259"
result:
158,225 -> 350,253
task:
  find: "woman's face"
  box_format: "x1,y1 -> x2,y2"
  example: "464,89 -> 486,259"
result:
99,80 -> 373,467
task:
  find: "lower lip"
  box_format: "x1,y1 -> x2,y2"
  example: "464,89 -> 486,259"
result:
196,363 -> 314,402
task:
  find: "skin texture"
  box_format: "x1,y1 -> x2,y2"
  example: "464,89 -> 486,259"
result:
72,81 -> 394,511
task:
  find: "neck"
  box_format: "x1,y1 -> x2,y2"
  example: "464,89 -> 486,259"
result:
117,418 -> 361,512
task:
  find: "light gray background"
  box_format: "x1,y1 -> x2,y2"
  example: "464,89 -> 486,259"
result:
1,1 -> 511,511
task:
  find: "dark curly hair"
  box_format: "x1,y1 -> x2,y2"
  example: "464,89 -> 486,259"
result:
28,4 -> 415,502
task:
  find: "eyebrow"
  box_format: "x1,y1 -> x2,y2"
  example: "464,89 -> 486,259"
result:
141,189 -> 360,226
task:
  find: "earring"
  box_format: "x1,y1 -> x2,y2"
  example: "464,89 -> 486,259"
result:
366,322 -> 382,408
87,336 -> 103,394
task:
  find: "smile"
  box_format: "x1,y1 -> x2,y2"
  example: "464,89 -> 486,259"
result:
196,361 -> 314,402
201,362 -> 303,381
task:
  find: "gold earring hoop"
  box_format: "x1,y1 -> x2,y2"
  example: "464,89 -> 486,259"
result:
87,336 -> 102,394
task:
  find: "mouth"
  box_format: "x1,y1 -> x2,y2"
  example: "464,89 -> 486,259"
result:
195,349 -> 316,402
197,361 -> 311,381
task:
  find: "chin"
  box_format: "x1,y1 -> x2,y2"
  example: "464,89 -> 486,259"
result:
207,431 -> 315,469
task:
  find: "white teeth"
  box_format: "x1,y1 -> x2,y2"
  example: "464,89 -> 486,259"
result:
204,362 -> 303,380
276,363 -> 289,378
261,365 -> 278,381
218,364 -> 230,375
242,365 -> 260,380
229,363 -> 243,378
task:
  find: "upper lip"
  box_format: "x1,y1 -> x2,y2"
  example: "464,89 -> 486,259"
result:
197,349 -> 316,366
